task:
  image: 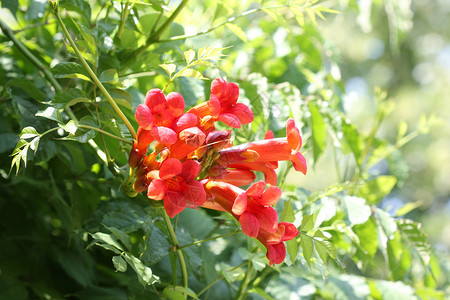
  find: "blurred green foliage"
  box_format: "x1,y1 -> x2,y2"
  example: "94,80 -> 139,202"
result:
0,0 -> 449,299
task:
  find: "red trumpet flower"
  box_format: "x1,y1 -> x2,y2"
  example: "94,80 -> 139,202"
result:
147,158 -> 206,217
188,78 -> 254,130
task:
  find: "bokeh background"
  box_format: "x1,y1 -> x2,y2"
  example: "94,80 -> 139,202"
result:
319,0 -> 450,251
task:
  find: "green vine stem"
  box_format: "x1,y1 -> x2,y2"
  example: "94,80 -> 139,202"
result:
116,1 -> 134,39
78,125 -> 133,144
50,2 -> 137,140
178,231 -> 241,249
236,260 -> 254,300
156,4 -> 288,43
163,211 -> 189,290
131,0 -> 190,57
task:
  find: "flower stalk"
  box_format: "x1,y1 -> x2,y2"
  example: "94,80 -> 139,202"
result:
50,3 -> 137,140
163,210 -> 188,289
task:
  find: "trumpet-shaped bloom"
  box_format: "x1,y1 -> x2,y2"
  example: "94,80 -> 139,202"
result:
203,180 -> 283,237
147,158 -> 206,217
216,118 -> 307,176
188,78 -> 254,130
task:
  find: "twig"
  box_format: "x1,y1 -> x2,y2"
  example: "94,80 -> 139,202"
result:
50,2 -> 137,140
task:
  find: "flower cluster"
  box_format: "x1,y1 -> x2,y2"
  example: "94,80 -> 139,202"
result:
128,78 -> 307,265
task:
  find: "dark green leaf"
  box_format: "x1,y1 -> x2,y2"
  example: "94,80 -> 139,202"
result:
60,0 -> 92,23
0,133 -> 19,153
52,88 -> 91,105
141,226 -> 171,264
6,78 -> 46,102
51,62 -> 91,82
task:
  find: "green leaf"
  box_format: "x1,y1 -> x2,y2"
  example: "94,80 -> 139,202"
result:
59,120 -> 79,135
396,201 -> 423,217
89,232 -> 124,252
35,107 -> 63,123
108,89 -> 133,107
20,126 -> 39,139
397,219 -> 431,265
64,116 -> 97,143
0,133 -> 19,154
299,213 -> 316,232
314,230 -> 336,261
99,69 -> 119,84
105,226 -> 132,251
177,68 -> 208,80
6,78 -> 47,102
197,46 -> 226,60
343,196 -> 371,226
299,234 -> 314,266
221,263 -> 245,283
52,88 -> 91,107
342,121 -> 364,167
376,208 -> 397,240
29,136 -> 40,152
9,139 -> 30,175
162,286 -> 198,300
112,256 -> 127,272
280,200 -> 295,223
248,287 -> 276,300
308,102 -> 327,162
51,62 -> 91,82
387,231 -> 412,280
60,0 -> 92,23
286,238 -> 299,264
184,49 -> 195,64
357,175 -> 397,205
141,226 -> 171,264
123,253 -> 158,286
353,218 -> 378,257
225,23 -> 248,42
64,40 -> 96,65
160,63 -> 177,77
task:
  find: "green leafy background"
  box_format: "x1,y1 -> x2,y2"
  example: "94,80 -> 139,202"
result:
0,0 -> 449,299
